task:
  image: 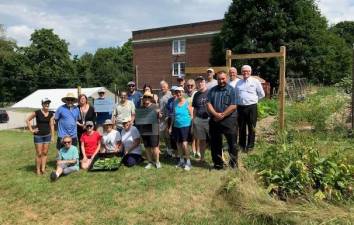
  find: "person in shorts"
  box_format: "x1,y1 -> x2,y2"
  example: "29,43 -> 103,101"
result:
140,92 -> 162,169
192,76 -> 209,162
26,98 -> 55,175
170,87 -> 193,171
50,136 -> 79,182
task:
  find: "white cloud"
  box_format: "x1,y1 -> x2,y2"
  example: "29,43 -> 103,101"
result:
0,0 -> 353,55
6,25 -> 33,46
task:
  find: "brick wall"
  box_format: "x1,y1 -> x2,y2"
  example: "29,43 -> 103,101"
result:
132,20 -> 223,89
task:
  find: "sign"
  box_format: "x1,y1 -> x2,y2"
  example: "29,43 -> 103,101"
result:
135,107 -> 159,135
94,98 -> 114,113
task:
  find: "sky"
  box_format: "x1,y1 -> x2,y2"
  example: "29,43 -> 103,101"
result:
1,0 -> 353,56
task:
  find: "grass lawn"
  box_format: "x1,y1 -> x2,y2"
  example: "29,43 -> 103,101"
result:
0,130 -> 255,225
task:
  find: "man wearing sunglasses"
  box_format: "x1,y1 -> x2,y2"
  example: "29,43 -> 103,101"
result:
127,81 -> 142,108
55,93 -> 81,150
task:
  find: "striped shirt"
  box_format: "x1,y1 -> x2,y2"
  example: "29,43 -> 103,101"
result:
207,84 -> 237,117
235,77 -> 265,105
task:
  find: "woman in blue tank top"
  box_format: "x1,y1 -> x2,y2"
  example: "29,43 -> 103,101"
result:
169,87 -> 193,171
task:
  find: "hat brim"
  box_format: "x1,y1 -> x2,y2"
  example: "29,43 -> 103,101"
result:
61,97 -> 78,103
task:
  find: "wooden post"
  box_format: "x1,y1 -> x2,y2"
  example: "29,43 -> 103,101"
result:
226,49 -> 232,70
279,46 -> 286,131
135,65 -> 139,89
77,86 -> 81,97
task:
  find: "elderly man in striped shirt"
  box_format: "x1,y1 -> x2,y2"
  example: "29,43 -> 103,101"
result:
235,65 -> 265,152
207,71 -> 238,170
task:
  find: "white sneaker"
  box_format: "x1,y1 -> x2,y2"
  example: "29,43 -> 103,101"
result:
184,164 -> 192,171
175,160 -> 185,168
145,163 -> 153,169
155,162 -> 162,169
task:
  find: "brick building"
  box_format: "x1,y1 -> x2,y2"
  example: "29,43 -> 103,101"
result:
132,19 -> 223,89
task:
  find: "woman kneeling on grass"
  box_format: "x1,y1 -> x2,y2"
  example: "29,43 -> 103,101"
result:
50,136 -> 79,181
141,92 -> 162,169
80,121 -> 101,169
120,118 -> 143,167
170,87 -> 193,171
101,119 -> 121,154
26,98 -> 54,175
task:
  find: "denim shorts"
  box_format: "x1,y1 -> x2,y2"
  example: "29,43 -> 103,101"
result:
34,134 -> 51,144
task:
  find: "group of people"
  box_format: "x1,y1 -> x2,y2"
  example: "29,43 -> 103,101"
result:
26,64 -> 265,181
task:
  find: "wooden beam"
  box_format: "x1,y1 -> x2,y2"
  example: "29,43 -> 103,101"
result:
226,49 -> 232,70
278,46 -> 286,131
185,66 -> 228,74
232,52 -> 283,60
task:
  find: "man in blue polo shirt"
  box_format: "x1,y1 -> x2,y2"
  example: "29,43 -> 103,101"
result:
55,92 -> 80,150
207,71 -> 238,170
127,81 -> 142,108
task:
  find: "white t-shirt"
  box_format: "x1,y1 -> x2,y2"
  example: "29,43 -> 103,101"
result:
102,129 -> 121,152
206,79 -> 218,90
121,126 -> 142,155
228,78 -> 240,88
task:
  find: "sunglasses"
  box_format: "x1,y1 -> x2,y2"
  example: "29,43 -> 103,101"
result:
120,95 -> 127,98
63,141 -> 71,144
66,98 -> 75,102
187,85 -> 194,87
128,85 -> 135,87
86,125 -> 93,128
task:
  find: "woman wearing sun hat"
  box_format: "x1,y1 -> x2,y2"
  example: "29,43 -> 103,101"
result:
55,92 -> 81,150
101,119 -> 121,154
26,98 -> 55,175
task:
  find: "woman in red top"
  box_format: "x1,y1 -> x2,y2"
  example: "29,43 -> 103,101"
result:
80,121 -> 101,169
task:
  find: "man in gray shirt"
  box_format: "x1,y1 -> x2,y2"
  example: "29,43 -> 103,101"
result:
158,80 -> 173,155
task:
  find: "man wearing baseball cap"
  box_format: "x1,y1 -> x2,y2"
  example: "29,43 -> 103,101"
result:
127,81 -> 143,108
206,68 -> 217,90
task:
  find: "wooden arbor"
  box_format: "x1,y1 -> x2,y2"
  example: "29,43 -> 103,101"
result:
185,46 -> 286,130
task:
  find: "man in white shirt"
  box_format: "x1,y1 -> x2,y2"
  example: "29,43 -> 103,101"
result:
235,65 -> 265,151
206,68 -> 218,90
228,67 -> 240,88
112,91 -> 136,131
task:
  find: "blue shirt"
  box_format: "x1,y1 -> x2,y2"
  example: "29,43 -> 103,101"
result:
207,84 -> 237,117
173,100 -> 191,128
58,145 -> 79,170
235,77 -> 265,105
128,91 -> 143,108
55,104 -> 80,138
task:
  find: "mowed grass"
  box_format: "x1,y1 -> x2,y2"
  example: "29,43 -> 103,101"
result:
0,130 -> 255,225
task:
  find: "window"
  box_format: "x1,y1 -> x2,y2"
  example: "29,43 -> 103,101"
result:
172,62 -> 185,76
172,39 -> 185,54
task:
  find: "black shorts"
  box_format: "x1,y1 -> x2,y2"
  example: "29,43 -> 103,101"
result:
172,126 -> 191,143
141,135 -> 159,148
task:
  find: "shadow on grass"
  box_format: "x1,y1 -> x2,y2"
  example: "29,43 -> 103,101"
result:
18,160 -> 57,174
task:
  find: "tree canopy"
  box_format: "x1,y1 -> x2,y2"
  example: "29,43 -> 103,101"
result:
211,0 -> 351,85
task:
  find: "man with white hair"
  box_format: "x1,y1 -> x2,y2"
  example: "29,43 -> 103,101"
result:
235,65 -> 265,151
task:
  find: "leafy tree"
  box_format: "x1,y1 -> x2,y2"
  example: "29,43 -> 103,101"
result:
73,52 -> 94,87
90,39 -> 133,91
25,28 -> 76,89
211,0 -> 351,85
330,21 -> 354,48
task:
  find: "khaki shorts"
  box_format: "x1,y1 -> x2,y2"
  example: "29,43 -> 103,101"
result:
193,117 -> 209,140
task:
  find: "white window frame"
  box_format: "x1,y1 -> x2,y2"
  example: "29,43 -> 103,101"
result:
172,62 -> 185,77
172,39 -> 186,55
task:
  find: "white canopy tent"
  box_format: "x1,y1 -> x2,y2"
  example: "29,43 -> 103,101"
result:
11,87 -> 115,111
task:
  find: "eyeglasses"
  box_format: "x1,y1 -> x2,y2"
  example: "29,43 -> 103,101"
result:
86,125 -> 93,128
63,141 -> 71,144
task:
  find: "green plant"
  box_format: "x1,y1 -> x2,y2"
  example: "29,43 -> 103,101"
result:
258,98 -> 278,119
245,142 -> 354,202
